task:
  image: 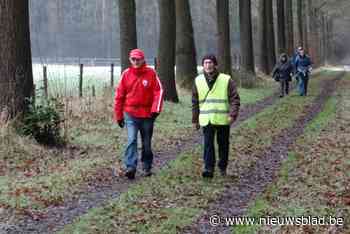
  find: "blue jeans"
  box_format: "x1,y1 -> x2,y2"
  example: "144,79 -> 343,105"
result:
298,75 -> 309,96
124,112 -> 154,171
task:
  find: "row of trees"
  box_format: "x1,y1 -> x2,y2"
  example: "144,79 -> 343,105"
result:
119,0 -> 337,101
0,0 -> 343,118
28,0 -> 240,61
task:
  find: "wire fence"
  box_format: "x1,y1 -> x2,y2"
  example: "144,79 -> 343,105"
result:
31,54 -> 242,99
32,63 -> 120,99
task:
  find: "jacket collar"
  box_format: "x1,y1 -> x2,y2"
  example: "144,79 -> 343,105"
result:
129,63 -> 148,76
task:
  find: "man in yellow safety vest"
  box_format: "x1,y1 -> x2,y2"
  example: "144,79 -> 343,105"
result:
192,54 -> 240,178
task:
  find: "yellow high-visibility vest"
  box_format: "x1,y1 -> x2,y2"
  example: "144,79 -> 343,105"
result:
195,73 -> 230,126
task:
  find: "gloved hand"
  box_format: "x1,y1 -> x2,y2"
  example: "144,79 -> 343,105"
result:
151,112 -> 159,120
117,119 -> 125,128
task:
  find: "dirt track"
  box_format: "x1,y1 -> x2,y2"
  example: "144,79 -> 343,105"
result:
5,84 -> 284,234
181,72 -> 345,234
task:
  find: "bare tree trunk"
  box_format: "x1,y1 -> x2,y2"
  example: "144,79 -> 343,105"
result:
277,0 -> 286,54
302,0 -> 309,52
118,0 -> 137,72
307,0 -> 318,65
175,0 -> 198,89
217,0 -> 232,76
297,0 -> 304,47
157,0 -> 178,102
266,0 -> 276,73
321,14 -> 327,65
285,0 -> 294,55
309,1 -> 321,67
239,0 -> 255,74
0,0 -> 34,118
327,17 -> 334,64
258,0 -> 269,74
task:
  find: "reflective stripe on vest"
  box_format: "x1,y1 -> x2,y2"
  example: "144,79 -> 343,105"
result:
195,73 -> 230,126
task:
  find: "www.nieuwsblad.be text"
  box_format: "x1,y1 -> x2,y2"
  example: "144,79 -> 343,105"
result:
209,215 -> 344,227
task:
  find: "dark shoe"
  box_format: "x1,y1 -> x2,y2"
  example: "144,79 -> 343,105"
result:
143,168 -> 152,177
125,168 -> 136,180
202,170 -> 214,178
279,95 -> 284,98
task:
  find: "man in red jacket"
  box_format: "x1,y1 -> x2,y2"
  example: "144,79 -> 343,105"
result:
114,49 -> 164,179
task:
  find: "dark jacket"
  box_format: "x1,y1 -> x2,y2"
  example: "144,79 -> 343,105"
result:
295,54 -> 312,72
272,54 -> 294,81
192,70 -> 240,124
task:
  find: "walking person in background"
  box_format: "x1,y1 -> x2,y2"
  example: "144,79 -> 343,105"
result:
192,54 -> 240,178
114,49 -> 164,179
272,53 -> 294,98
294,47 -> 312,96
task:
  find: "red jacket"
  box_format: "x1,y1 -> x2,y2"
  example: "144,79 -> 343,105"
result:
114,64 -> 164,121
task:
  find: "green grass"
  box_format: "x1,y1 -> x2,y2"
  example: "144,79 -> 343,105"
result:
60,148 -> 226,234
59,72 -> 338,234
233,73 -> 350,234
0,78 -> 277,215
238,86 -> 274,105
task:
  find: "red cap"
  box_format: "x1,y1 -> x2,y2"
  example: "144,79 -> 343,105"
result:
129,49 -> 145,59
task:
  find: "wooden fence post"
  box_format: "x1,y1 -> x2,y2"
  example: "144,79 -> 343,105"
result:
79,64 -> 83,97
43,66 -> 48,98
111,63 -> 114,87
154,57 -> 158,71
32,84 -> 36,105
92,85 -> 96,97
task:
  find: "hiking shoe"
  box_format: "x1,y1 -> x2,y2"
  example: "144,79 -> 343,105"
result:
125,168 -> 136,180
202,170 -> 214,178
143,168 -> 152,177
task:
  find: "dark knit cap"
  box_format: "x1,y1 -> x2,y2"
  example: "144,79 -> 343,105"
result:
202,54 -> 218,66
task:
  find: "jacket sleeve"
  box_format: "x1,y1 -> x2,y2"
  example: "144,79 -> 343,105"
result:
228,79 -> 240,121
151,72 -> 164,113
288,62 -> 294,75
192,82 -> 199,124
272,65 -> 279,78
114,72 -> 127,121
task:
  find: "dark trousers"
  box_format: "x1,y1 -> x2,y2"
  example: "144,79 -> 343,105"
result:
279,79 -> 289,96
202,124 -> 230,172
124,112 -> 154,170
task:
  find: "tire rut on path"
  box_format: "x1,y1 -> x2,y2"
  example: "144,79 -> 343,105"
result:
181,72 -> 345,234
5,85 -> 290,234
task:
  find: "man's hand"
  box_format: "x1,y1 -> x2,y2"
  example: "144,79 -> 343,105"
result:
117,119 -> 125,128
193,123 -> 200,130
151,112 -> 159,120
308,67 -> 313,74
228,116 -> 235,125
